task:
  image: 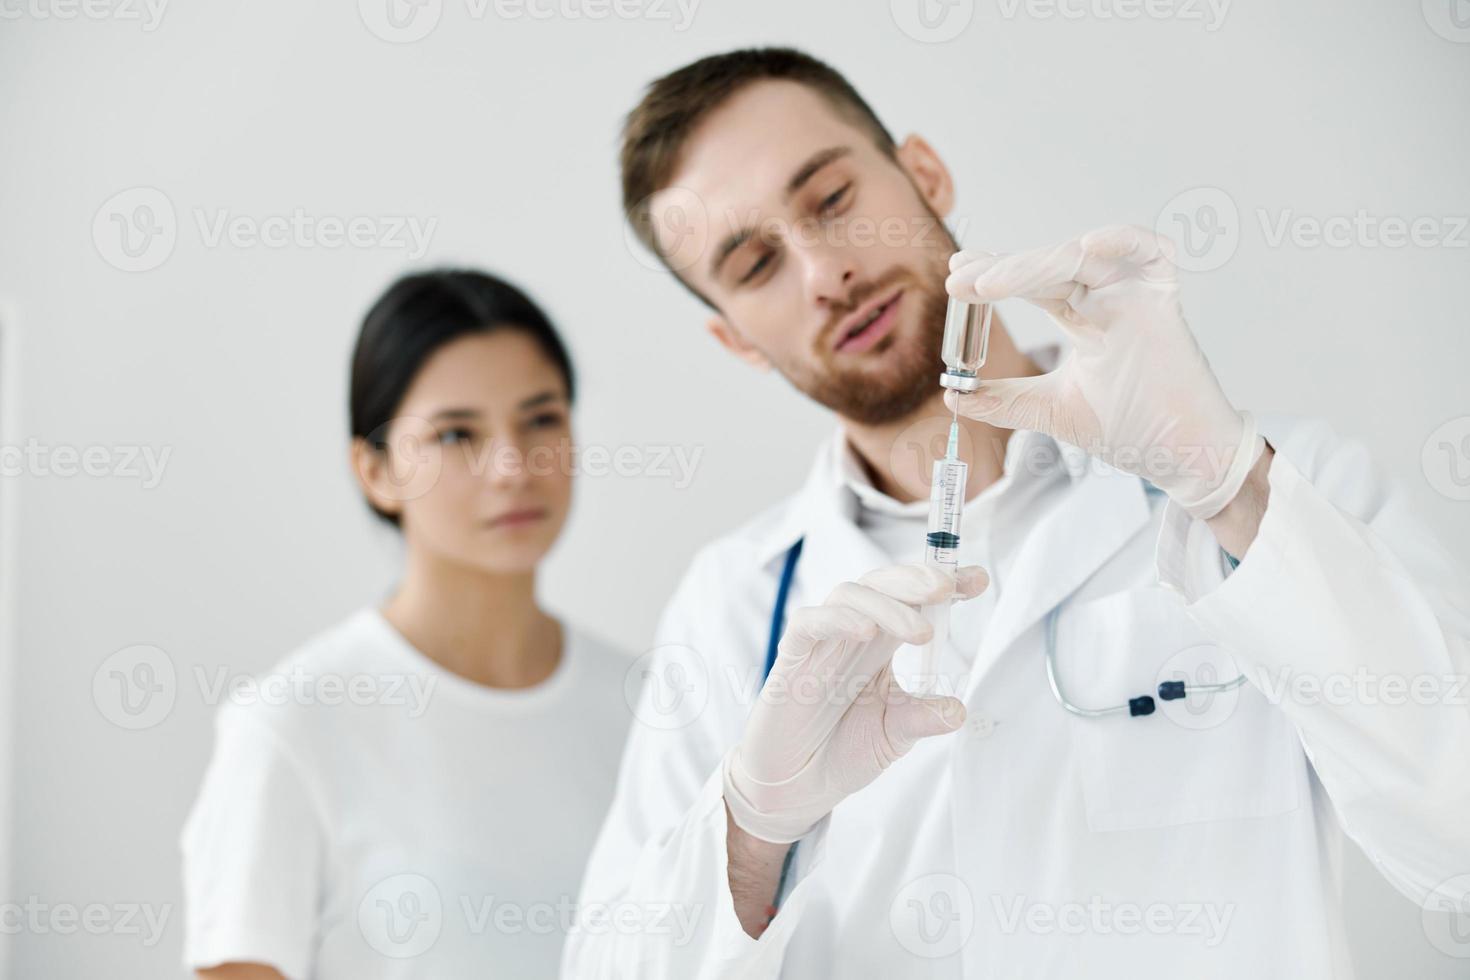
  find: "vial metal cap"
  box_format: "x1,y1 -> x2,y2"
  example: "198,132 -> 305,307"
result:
939,297 -> 992,392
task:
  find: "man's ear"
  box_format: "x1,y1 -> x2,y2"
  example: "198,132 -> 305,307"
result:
706,314 -> 772,371
895,134 -> 955,219
351,437 -> 403,521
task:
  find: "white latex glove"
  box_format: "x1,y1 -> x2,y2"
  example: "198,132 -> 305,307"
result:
945,225 -> 1264,520
723,563 -> 989,845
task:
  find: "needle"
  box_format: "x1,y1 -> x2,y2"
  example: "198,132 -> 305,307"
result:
946,394 -> 961,461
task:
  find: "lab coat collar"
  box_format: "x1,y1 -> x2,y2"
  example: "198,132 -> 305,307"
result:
745,429 -> 889,595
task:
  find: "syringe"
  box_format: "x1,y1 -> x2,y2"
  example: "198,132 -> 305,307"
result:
918,418 -> 968,694
915,294 -> 991,695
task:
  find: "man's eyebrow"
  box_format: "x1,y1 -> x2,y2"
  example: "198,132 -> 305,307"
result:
785,145 -> 852,200
711,228 -> 754,279
709,146 -> 854,280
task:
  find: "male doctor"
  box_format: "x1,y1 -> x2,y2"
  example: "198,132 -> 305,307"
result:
565,48 -> 1470,978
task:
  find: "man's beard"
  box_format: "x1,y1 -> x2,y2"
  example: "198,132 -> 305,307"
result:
777,254 -> 952,427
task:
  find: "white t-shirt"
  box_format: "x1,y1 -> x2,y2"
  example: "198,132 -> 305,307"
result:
180,608 -> 633,979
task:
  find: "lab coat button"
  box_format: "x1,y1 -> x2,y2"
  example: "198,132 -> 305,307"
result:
969,716 -> 996,738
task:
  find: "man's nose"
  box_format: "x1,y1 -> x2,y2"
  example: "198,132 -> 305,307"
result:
798,240 -> 857,309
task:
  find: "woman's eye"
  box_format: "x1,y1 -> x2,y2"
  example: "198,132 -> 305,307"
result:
527,412 -> 565,430
438,427 -> 474,444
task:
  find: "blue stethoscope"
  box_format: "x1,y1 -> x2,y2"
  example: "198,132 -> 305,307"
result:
764,538 -> 1247,717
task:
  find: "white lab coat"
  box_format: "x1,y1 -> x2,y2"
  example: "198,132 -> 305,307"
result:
564,417 -> 1470,979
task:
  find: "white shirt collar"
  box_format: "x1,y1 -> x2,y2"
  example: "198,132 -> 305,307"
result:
832,426 -> 1033,520
833,430 -> 929,519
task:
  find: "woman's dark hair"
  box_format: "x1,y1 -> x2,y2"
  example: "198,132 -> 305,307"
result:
350,269 -> 576,526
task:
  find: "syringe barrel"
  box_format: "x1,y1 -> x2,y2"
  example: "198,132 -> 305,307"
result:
924,457 -> 968,569
916,455 -> 968,697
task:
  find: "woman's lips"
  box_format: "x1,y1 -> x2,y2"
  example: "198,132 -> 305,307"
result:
835,291 -> 902,353
486,507 -> 548,529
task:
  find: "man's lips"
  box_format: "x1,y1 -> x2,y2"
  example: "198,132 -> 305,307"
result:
833,289 -> 903,353
485,507 -> 548,529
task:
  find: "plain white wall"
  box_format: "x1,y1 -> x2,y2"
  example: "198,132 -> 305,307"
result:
1,0 -> 1467,975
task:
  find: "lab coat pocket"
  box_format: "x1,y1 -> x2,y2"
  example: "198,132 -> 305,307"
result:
1053,586 -> 1304,832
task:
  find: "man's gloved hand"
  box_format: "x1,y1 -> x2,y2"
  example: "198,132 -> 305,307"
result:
945,225 -> 1264,520
723,563 -> 989,845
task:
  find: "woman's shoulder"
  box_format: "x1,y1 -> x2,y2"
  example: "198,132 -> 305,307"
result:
211,607 -> 402,739
270,606 -> 395,674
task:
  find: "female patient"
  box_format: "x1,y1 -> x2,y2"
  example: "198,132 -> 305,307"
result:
181,270 -> 631,978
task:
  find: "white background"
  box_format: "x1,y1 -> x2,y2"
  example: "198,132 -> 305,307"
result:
1,0 -> 1468,975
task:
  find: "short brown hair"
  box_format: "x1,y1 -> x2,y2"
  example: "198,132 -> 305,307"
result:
620,47 -> 898,265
